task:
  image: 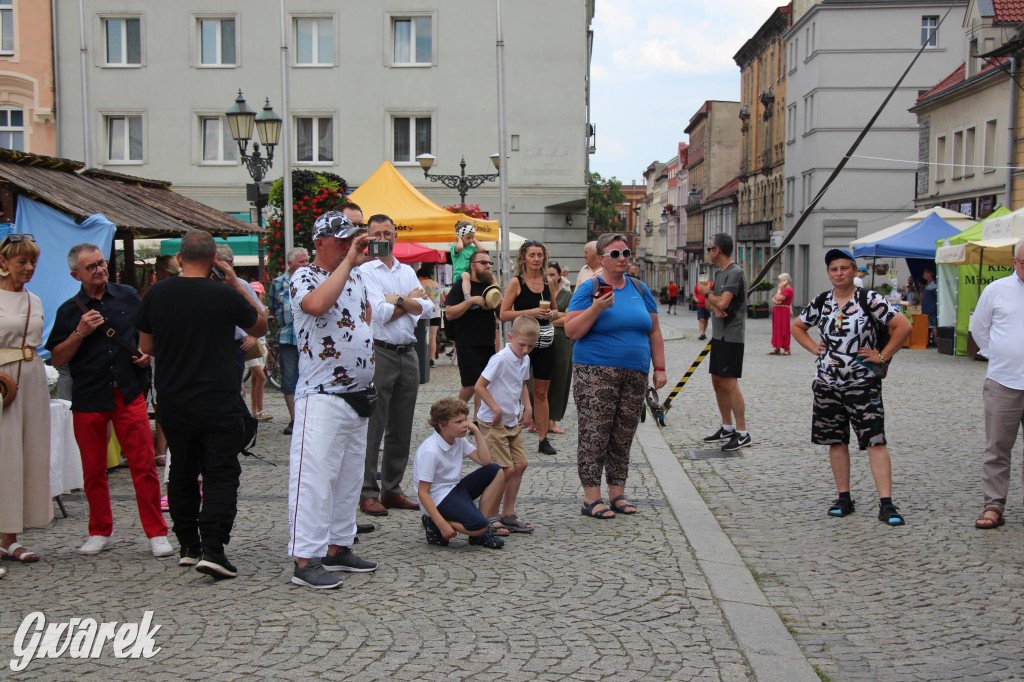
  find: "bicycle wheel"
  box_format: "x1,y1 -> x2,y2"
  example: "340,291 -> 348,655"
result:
267,352 -> 282,390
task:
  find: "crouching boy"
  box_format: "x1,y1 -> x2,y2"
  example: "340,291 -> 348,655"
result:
413,398 -> 506,549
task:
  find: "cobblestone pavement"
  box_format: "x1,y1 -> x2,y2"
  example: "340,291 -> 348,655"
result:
2,339 -> 757,680
656,310 -> 1024,682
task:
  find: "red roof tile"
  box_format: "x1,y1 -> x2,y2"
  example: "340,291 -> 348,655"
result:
917,57 -> 1007,103
993,0 -> 1024,23
705,177 -> 740,203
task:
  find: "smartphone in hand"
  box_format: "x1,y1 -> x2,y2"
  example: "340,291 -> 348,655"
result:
367,241 -> 391,258
598,283 -> 613,297
210,265 -> 226,281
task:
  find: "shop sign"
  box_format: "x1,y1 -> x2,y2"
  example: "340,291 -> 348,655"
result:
737,221 -> 771,242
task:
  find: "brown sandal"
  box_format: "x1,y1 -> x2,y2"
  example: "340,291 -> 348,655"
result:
975,508 -> 1005,529
767,349 -> 781,355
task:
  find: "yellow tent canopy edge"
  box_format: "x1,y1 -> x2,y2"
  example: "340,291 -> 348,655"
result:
348,161 -> 500,244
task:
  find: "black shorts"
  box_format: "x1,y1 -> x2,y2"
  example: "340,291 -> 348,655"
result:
529,343 -> 555,381
457,344 -> 496,388
430,317 -> 441,327
708,339 -> 743,378
696,307 -> 710,320
811,380 -> 886,450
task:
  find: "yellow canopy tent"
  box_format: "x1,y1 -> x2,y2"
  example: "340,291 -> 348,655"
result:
349,161 -> 500,243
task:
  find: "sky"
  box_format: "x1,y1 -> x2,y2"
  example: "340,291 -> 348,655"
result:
588,0 -> 785,186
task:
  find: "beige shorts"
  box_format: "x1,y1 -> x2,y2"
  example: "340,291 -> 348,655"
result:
477,422 -> 527,467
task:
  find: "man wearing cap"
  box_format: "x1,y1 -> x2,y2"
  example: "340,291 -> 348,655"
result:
287,210 -> 378,589
360,214 -> 434,516
445,249 -> 500,413
791,248 -> 912,526
697,233 -> 751,451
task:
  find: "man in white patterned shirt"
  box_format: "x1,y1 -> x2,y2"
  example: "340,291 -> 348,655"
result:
359,213 -> 434,516
287,211 -> 378,589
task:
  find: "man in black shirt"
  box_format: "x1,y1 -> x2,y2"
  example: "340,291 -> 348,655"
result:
48,243 -> 171,558
136,231 -> 267,579
445,250 -> 499,415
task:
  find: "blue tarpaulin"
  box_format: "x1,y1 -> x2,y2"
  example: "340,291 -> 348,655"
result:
852,212 -> 961,259
13,195 -> 116,358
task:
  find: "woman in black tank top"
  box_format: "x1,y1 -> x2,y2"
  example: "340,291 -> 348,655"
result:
499,241 -> 562,456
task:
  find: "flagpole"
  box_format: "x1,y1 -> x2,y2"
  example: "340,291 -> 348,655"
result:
495,0 -> 510,295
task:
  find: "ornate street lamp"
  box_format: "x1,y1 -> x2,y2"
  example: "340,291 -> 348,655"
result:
417,153 -> 500,205
226,90 -> 281,278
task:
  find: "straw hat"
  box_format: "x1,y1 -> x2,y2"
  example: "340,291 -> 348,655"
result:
482,284 -> 503,310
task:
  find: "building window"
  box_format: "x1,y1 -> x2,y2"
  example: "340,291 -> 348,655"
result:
964,126 -> 976,177
935,135 -> 946,182
921,16 -> 938,47
296,116 -> 333,162
200,18 -> 236,66
105,18 -> 141,65
801,172 -> 813,211
803,94 -> 813,134
106,114 -> 143,162
295,17 -> 332,66
392,16 -> 433,65
392,115 -> 432,163
0,107 -> 24,151
952,130 -> 963,179
200,116 -> 238,163
983,119 -> 997,172
787,103 -> 797,143
789,37 -> 798,72
0,0 -> 13,54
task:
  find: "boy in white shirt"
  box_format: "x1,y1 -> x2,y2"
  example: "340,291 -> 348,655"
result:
475,316 -> 539,535
413,398 -> 506,549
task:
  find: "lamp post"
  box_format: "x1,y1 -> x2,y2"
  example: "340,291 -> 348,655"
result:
416,153 -> 500,205
226,90 -> 282,279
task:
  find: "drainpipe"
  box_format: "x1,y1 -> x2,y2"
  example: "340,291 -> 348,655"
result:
1006,55 -> 1017,208
51,0 -> 59,157
78,0 -> 92,167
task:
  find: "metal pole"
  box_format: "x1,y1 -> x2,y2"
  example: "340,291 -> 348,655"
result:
280,0 -> 294,255
495,0 -> 511,296
257,197 -> 266,280
459,157 -> 468,204
78,0 -> 92,167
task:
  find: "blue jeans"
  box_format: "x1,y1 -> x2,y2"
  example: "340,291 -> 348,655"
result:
435,464 -> 501,532
278,343 -> 299,395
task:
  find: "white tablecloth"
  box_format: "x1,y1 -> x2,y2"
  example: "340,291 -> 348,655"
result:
50,399 -> 83,496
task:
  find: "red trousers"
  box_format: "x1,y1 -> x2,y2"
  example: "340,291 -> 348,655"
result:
73,391 -> 167,538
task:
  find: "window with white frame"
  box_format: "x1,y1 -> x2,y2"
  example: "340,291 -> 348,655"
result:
391,115 -> 432,163
295,116 -> 333,162
105,17 -> 141,65
964,126 -> 976,177
803,94 -> 813,133
0,107 -> 24,151
921,16 -> 938,47
199,18 -> 236,66
935,135 -> 946,181
952,129 -> 963,179
392,16 -> 433,65
787,103 -> 797,143
105,114 -> 143,162
789,37 -> 798,72
0,0 -> 13,54
785,177 -> 795,216
983,119 -> 997,172
295,17 -> 332,65
801,172 -> 813,211
200,116 -> 238,163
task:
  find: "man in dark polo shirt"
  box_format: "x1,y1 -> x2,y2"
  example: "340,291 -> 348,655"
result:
445,250 -> 499,416
47,243 -> 171,558
136,231 -> 266,579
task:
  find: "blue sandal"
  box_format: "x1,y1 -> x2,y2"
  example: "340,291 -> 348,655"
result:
610,496 -> 637,514
421,515 -> 449,546
581,499 -> 615,519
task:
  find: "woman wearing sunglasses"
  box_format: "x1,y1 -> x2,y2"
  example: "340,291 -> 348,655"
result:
499,240 -> 562,456
565,233 -> 666,519
0,233 -> 51,568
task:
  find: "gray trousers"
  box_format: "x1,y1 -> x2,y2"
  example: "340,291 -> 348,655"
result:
363,346 -> 420,500
981,378 -> 1024,512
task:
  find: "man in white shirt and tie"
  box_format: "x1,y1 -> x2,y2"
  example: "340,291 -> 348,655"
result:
972,237 -> 1024,530
359,213 -> 434,516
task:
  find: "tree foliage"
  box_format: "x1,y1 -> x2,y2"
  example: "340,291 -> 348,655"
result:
263,170 -> 350,280
587,172 -> 626,240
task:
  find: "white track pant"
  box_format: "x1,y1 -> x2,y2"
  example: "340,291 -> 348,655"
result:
287,393 -> 368,559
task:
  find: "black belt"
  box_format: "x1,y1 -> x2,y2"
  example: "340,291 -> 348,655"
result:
373,339 -> 415,353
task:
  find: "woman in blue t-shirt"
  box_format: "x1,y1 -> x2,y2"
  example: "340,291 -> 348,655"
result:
565,233 -> 667,520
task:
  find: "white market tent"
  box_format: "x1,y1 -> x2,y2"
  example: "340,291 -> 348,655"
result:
850,207 -> 975,248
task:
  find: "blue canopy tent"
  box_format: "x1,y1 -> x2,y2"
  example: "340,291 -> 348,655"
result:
851,211 -> 963,283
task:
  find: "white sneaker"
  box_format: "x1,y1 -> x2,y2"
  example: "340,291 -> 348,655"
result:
78,535 -> 114,555
150,536 -> 174,557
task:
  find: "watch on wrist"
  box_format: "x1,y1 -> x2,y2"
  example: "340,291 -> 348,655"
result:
395,296 -> 405,307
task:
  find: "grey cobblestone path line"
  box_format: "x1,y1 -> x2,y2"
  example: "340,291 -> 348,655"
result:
2,333 -> 764,680
656,311 -> 1024,682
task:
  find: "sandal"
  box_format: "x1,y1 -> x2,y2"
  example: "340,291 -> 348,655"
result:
975,507 -> 1005,529
0,542 -> 40,563
580,499 -> 615,519
610,496 -> 637,514
499,514 -> 534,533
421,515 -> 449,546
767,349 -> 781,355
254,411 -> 274,421
549,426 -> 566,435
487,517 -> 512,537
781,350 -> 790,355
468,529 -> 505,549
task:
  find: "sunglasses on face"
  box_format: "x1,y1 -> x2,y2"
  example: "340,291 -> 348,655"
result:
706,245 -> 718,253
472,259 -> 493,266
603,248 -> 631,260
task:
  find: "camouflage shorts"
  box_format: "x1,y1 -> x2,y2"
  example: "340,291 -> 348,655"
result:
811,380 -> 886,450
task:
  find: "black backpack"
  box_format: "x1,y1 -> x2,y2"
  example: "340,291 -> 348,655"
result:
811,287 -> 892,377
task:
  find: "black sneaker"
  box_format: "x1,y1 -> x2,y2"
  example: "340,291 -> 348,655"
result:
178,545 -> 201,567
291,559 -> 342,589
878,501 -> 906,526
283,421 -> 293,436
195,550 -> 237,579
698,334 -> 707,340
538,438 -> 557,455
827,497 -> 855,517
422,514 -> 449,546
356,523 -> 375,534
703,427 -> 735,443
322,547 -> 377,573
721,432 -> 752,451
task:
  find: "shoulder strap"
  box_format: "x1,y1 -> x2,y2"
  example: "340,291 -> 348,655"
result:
590,274 -> 601,298
74,294 -> 142,358
813,290 -> 829,311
